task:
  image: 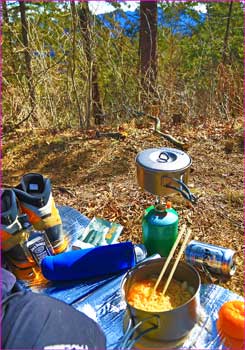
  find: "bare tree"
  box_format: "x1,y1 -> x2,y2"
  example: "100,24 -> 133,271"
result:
78,2 -> 103,128
139,1 -> 158,104
2,1 -> 17,73
19,1 -> 36,120
70,0 -> 84,128
222,0 -> 233,64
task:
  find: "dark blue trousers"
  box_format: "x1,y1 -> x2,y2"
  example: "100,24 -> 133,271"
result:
2,291 -> 106,349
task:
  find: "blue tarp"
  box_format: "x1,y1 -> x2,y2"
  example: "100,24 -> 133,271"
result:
16,206 -> 243,349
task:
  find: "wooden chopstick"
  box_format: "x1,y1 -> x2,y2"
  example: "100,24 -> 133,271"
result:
150,224 -> 187,297
161,227 -> 192,296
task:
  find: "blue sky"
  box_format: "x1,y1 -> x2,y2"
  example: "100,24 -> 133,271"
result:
89,1 -> 139,15
88,1 -> 207,15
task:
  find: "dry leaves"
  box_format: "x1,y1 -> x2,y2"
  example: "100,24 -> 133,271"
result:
2,119 -> 244,296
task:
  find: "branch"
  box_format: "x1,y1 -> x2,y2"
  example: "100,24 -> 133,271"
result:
147,115 -> 187,150
3,106 -> 35,137
56,186 -> 76,198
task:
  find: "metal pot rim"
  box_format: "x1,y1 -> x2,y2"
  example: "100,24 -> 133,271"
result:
136,147 -> 192,172
121,258 -> 201,314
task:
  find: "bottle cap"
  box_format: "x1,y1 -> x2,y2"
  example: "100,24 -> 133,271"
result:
134,244 -> 148,263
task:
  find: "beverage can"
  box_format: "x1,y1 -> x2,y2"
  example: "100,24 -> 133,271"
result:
185,240 -> 236,276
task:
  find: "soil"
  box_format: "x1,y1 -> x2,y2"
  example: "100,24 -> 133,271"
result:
2,117 -> 244,297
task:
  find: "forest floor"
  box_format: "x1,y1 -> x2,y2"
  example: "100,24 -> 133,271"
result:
2,116 -> 244,296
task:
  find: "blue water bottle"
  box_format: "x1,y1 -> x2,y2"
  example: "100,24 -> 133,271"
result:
41,241 -> 136,281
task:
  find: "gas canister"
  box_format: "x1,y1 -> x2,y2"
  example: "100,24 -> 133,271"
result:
142,202 -> 178,257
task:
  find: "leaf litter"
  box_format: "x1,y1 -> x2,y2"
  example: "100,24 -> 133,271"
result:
2,120 -> 244,296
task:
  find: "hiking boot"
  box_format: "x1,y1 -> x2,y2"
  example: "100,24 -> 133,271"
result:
14,173 -> 68,254
0,189 -> 36,270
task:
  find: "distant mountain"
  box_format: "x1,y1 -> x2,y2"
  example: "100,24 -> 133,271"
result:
98,8 -> 206,37
98,9 -> 140,37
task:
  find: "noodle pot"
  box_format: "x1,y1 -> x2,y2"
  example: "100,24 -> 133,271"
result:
121,258 -> 201,343
136,147 -> 197,203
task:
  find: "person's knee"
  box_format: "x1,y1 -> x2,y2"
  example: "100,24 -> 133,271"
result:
2,292 -> 106,349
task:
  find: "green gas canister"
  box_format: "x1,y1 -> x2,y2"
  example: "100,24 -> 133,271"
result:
142,202 -> 178,257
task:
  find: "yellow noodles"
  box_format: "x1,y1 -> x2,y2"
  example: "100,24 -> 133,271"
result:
127,278 -> 192,312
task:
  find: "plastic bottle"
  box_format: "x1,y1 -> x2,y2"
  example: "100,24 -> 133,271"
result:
142,202 -> 178,257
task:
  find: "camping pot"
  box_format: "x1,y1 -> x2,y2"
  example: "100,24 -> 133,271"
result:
136,147 -> 197,203
121,258 -> 201,346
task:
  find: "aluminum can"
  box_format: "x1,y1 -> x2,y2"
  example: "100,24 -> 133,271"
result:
185,240 -> 236,276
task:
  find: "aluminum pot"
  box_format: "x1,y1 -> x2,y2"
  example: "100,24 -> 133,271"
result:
136,147 -> 197,203
121,258 -> 201,344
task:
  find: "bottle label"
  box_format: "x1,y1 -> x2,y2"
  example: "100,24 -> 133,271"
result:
26,235 -> 53,265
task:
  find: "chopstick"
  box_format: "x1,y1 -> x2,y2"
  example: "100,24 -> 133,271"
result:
150,224 -> 187,297
161,227 -> 192,296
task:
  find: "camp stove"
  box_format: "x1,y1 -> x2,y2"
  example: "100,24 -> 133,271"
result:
135,147 -> 197,257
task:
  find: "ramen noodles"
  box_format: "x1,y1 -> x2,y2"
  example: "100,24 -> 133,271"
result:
127,277 -> 193,312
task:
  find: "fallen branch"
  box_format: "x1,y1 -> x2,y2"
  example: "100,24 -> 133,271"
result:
56,186 -> 76,198
3,106 -> 35,137
147,115 -> 186,150
95,131 -> 126,140
155,129 -> 186,150
218,210 -> 244,232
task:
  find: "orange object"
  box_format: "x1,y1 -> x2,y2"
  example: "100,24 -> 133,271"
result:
217,324 -> 244,350
217,300 -> 244,349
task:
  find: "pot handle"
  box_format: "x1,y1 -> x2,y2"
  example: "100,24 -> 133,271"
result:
119,315 -> 159,349
158,151 -> 170,163
163,176 -> 197,204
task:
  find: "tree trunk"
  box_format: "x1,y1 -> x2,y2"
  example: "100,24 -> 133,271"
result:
222,1 -> 233,64
78,3 -> 103,128
70,1 -> 84,128
139,1 -> 158,104
19,1 -> 36,120
2,1 -> 17,73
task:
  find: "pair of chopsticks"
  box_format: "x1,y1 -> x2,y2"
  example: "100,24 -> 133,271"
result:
150,224 -> 192,298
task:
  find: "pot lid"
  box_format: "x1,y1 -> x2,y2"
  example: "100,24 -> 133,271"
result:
136,147 -> 192,172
